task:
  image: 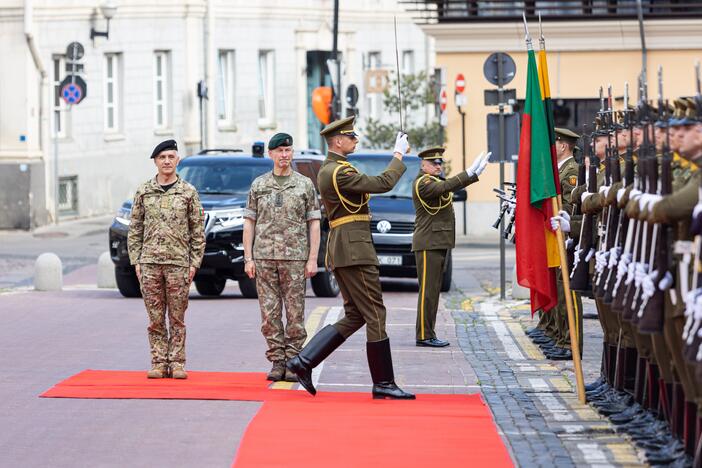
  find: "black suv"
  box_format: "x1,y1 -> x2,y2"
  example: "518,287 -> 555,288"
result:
109,149 -> 339,299
347,152 -> 464,292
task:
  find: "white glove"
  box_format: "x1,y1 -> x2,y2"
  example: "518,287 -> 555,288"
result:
693,203 -> 702,220
549,215 -> 571,233
616,188 -> 627,203
557,210 -> 571,222
581,192 -> 592,204
467,151 -> 491,177
393,132 -> 410,155
644,194 -> 662,209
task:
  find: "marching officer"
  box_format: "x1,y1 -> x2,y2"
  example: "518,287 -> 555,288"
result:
243,132 -> 321,382
128,139 -> 206,379
287,116 -> 415,400
412,146 -> 489,347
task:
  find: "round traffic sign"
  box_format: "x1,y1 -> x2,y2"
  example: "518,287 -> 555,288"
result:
483,52 -> 516,86
346,84 -> 359,107
439,88 -> 448,112
59,75 -> 87,105
455,73 -> 466,94
66,41 -> 84,61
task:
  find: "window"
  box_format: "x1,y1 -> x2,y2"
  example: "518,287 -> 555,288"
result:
217,50 -> 236,127
58,176 -> 78,214
367,52 -> 382,120
402,50 -> 414,76
154,51 -> 171,130
52,56 -> 67,138
104,53 -> 121,132
258,50 -> 275,126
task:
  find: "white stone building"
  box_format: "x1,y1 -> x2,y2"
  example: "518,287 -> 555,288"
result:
0,0 -> 434,229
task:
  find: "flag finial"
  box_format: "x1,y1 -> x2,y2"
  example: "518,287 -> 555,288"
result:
522,11 -> 532,47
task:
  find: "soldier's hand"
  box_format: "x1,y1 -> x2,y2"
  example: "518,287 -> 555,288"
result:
189,266 -> 197,283
135,264 -> 142,282
393,132 -> 410,158
245,260 -> 256,279
467,151 -> 491,177
305,259 -> 317,278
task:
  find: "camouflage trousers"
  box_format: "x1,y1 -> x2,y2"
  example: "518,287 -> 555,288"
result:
139,263 -> 190,367
255,260 -> 307,363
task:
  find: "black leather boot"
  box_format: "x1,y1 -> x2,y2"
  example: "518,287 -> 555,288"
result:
367,338 -> 415,400
634,357 -> 646,405
685,402 -> 698,456
286,325 -> 345,396
623,347 -> 638,395
672,382 -> 686,439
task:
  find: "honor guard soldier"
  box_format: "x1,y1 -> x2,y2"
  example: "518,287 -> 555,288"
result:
243,132 -> 321,382
412,146 -> 488,347
128,139 -> 206,379
287,116 -> 415,400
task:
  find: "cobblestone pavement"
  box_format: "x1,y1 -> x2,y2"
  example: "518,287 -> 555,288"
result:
446,288 -> 645,467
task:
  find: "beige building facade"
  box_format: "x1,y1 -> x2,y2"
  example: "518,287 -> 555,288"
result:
420,18 -> 702,239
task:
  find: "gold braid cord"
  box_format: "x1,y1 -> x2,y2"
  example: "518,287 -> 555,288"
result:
333,161 -> 370,214
415,175 -> 453,216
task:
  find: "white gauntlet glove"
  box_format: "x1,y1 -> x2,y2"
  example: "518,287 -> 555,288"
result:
549,210 -> 571,233
393,132 -> 410,155
467,151 -> 491,177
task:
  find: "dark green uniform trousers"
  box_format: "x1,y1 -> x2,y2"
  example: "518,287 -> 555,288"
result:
332,265 -> 388,342
554,275 -> 584,354
414,249 -> 447,341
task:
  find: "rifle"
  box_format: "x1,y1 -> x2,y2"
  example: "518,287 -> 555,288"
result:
638,70 -> 674,332
593,86 -> 614,292
567,156 -> 588,270
570,132 -> 597,293
604,88 -> 636,304
623,110 -> 657,323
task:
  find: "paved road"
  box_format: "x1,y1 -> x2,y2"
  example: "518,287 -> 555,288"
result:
0,219 -> 643,467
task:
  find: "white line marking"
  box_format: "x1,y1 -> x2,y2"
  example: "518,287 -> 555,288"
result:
480,301 -> 525,360
576,443 -> 611,466
310,306 -> 342,390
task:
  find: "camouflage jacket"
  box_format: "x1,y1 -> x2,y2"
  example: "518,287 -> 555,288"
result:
244,170 -> 321,261
128,176 -> 205,268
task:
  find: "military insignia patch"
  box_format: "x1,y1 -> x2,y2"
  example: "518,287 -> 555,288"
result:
568,175 -> 577,186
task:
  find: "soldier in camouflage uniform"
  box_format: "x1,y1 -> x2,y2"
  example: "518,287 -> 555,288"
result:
128,139 -> 206,380
243,133 -> 321,382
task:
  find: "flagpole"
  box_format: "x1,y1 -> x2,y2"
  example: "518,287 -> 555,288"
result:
524,11 -> 586,404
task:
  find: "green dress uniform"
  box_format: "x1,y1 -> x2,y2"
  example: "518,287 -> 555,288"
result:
412,147 -> 478,346
286,116 -> 415,400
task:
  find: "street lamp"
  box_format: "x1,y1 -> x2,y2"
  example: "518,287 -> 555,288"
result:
90,1 -> 117,44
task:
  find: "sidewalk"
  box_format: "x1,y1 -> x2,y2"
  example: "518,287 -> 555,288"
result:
446,287 -> 644,466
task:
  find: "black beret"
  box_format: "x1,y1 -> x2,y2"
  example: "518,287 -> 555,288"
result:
151,139 -> 178,159
268,133 -> 293,150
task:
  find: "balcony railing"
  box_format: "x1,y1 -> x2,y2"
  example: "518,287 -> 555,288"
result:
401,0 -> 702,24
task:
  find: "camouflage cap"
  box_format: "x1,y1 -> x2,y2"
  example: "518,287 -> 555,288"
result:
150,139 -> 178,159
320,115 -> 357,138
268,132 -> 293,149
418,146 -> 445,164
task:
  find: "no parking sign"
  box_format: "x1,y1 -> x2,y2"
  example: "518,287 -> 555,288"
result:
60,75 -> 87,105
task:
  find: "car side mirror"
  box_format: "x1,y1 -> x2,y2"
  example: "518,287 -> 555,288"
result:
453,189 -> 467,202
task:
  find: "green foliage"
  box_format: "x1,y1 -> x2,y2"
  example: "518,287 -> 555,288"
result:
363,71 -> 445,156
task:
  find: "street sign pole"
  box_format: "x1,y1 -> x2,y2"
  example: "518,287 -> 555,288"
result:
497,56 -> 506,300
454,74 -> 467,236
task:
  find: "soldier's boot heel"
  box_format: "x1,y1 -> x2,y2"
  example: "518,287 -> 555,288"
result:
286,325 -> 345,396
367,338 -> 415,400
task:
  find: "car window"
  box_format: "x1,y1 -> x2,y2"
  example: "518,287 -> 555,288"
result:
346,156 -> 420,199
178,163 -> 271,195
294,160 -> 319,191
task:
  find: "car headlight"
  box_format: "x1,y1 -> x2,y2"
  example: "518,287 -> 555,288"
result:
213,208 -> 245,228
115,207 -> 132,226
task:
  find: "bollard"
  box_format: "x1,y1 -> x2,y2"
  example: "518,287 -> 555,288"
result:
34,253 -> 63,291
510,264 -> 529,300
97,251 -> 117,288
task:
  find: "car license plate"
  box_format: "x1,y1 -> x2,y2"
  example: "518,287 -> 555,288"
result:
378,255 -> 402,266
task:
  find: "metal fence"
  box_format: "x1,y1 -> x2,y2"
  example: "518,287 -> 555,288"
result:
401,0 -> 702,23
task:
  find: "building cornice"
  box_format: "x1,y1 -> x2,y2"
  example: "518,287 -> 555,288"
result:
421,19 -> 702,52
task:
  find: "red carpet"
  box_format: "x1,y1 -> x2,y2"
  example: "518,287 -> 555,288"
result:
40,370 -> 273,401
233,393 -> 513,468
41,371 -> 513,466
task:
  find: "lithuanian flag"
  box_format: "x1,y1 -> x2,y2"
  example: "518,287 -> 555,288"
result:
515,44 -> 559,314
537,42 -> 561,269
